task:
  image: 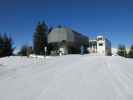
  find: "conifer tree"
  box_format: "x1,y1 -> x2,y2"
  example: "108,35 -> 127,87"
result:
33,21 -> 48,55
0,34 -> 4,57
0,33 -> 14,57
18,45 -> 33,57
3,34 -> 14,56
117,44 -> 127,57
128,45 -> 133,58
18,45 -> 28,56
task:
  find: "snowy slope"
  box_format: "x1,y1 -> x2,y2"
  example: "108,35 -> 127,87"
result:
0,55 -> 133,100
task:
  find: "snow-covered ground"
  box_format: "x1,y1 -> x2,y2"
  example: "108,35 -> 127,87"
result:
0,55 -> 133,100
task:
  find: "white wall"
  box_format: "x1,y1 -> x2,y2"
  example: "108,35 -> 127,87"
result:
97,40 -> 106,55
96,36 -> 112,56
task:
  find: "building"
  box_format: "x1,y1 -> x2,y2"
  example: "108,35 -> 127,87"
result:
48,27 -> 89,55
89,36 -> 112,56
88,40 -> 97,53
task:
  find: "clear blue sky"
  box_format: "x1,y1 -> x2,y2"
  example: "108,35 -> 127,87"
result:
0,0 -> 133,48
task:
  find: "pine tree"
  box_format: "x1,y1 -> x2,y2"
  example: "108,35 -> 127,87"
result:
128,45 -> 133,58
48,27 -> 53,33
18,45 -> 28,56
18,45 -> 33,57
33,21 -> 48,55
0,34 -> 4,57
3,34 -> 14,56
117,44 -> 127,57
0,33 -> 14,57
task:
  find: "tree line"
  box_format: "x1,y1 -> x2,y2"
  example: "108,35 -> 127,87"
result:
117,44 -> 133,58
0,21 -> 133,58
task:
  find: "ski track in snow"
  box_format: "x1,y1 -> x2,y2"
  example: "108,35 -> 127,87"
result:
105,57 -> 133,100
0,55 -> 133,100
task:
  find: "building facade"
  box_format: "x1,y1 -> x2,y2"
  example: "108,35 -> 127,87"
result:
89,36 -> 112,56
48,27 -> 89,55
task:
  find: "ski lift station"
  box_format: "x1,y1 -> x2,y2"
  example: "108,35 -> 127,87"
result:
48,26 -> 112,56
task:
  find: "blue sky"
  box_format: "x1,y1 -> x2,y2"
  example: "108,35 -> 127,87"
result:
0,0 -> 133,48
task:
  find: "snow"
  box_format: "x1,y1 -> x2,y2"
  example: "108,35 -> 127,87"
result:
0,55 -> 133,100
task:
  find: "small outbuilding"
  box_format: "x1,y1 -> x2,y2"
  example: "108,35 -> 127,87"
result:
89,35 -> 112,56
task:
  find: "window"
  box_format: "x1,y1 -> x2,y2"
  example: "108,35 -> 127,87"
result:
99,43 -> 103,46
97,37 -> 103,41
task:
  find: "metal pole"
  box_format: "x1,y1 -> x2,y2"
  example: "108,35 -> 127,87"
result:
44,46 -> 47,58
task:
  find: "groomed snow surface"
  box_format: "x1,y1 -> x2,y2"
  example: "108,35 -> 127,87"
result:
0,55 -> 133,100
